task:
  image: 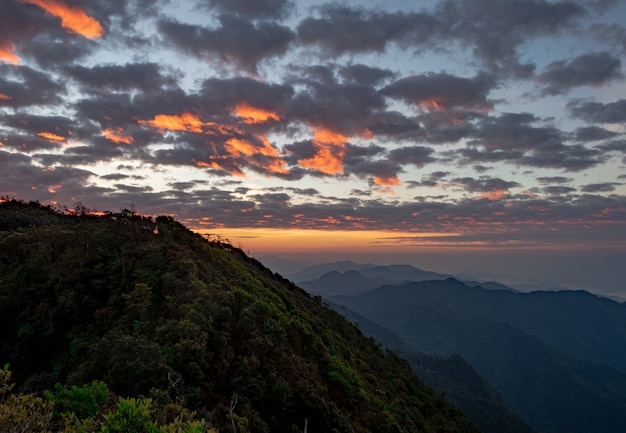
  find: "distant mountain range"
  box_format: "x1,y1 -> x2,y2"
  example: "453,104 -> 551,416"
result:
293,260 -> 518,296
291,260 -> 626,433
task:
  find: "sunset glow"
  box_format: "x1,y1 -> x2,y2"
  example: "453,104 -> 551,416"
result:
1,0 -> 625,297
102,128 -> 134,145
234,103 -> 280,124
19,0 -> 103,38
37,131 -> 66,142
298,127 -> 348,174
374,175 -> 402,186
139,113 -> 205,133
0,44 -> 20,65
200,228 -> 464,254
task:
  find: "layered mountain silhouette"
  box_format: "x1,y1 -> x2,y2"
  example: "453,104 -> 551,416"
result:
295,262 -> 517,296
322,274 -> 626,433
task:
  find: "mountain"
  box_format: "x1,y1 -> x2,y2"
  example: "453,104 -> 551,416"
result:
288,260 -> 376,282
330,279 -> 626,433
295,261 -> 522,297
332,304 -> 538,433
299,269 -> 392,295
0,200 -> 478,433
295,262 -> 452,296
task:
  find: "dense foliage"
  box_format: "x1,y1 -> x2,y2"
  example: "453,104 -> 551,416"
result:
0,200 -> 479,433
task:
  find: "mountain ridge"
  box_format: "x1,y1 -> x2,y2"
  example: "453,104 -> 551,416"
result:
0,199 -> 479,433
329,278 -> 626,433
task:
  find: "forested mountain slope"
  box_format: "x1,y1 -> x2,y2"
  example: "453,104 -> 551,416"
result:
0,200 -> 478,433
332,304 -> 537,433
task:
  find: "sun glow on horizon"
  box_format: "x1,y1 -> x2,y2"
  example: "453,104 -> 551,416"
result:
194,227 -> 463,254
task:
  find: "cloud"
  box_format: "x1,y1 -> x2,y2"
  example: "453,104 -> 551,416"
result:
536,176 -> 573,184
0,0 -> 625,254
157,14 -> 295,72
338,64 -> 396,87
581,182 -> 621,193
537,51 -> 623,95
451,176 -> 521,199
542,185 -> 577,195
65,62 -> 176,92
574,126 -> 619,142
288,66 -> 386,136
203,0 -> 294,20
458,112 -> 603,171
435,0 -> 585,77
0,64 -> 65,107
380,72 -> 495,112
19,0 -> 104,39
568,99 -> 626,124
296,4 -> 442,57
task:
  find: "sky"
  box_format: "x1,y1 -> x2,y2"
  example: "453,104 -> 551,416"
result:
1,0 -> 625,296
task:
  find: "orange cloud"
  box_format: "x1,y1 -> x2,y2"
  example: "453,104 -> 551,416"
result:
234,103 -> 280,124
0,93 -> 12,100
298,127 -> 347,175
225,137 -> 289,174
196,158 -> 246,178
139,113 -> 244,137
0,43 -> 20,65
19,0 -> 104,38
419,98 -> 445,111
102,128 -> 134,145
139,113 -> 205,133
37,131 -> 66,142
373,175 -> 401,186
480,190 -> 508,200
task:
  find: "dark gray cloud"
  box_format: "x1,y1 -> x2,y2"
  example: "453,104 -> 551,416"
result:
452,176 -> 521,194
296,4 -> 442,57
22,37 -> 94,69
568,99 -> 626,124
537,51 -> 623,95
589,23 -> 626,53
435,0 -> 585,77
157,14 -> 295,72
199,76 -> 294,115
202,0 -> 294,19
338,64 -> 396,87
597,140 -> 626,153
288,66 -> 386,135
388,146 -> 436,168
367,111 -> 423,141
574,126 -> 619,142
65,62 -> 177,92
458,112 -> 603,171
380,72 -> 495,111
0,65 -> 65,108
581,182 -> 621,193
536,176 -> 573,184
542,185 -> 577,195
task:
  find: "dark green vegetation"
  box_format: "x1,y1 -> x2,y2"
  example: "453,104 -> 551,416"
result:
0,200 -> 479,433
330,278 -> 626,433
1,364 -> 215,432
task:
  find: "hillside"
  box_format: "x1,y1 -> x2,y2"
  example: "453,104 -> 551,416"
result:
332,304 -> 537,433
331,279 -> 626,433
0,200 -> 478,433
